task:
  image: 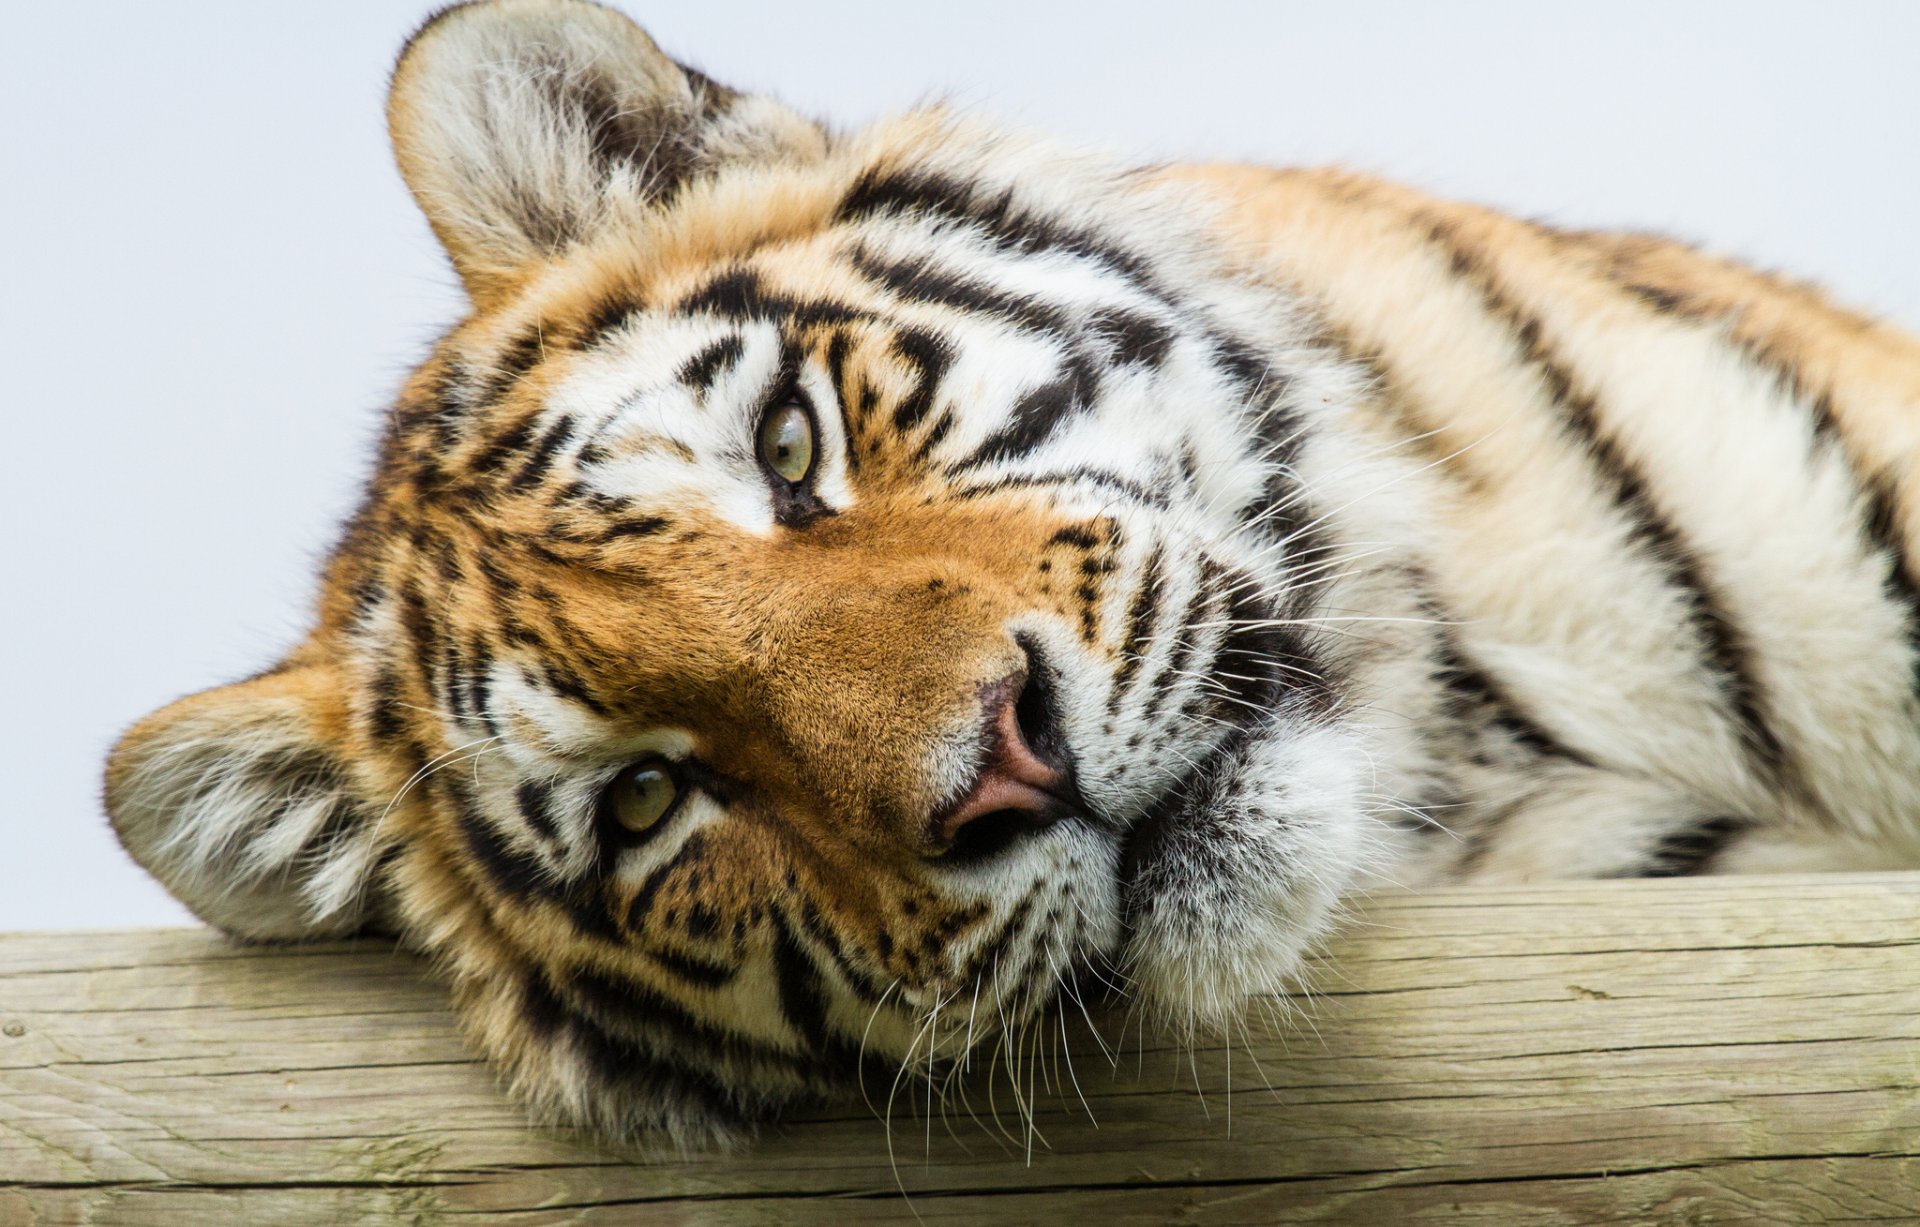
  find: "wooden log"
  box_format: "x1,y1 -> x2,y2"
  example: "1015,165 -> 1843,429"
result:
3,874 -> 1917,1225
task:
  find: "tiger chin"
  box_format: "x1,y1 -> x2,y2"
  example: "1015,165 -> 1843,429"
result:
105,0 -> 1920,1148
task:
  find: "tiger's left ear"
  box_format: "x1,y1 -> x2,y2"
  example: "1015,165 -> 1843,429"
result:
388,0 -> 828,305
105,656 -> 392,942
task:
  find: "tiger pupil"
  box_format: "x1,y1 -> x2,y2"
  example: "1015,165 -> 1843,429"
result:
760,402 -> 814,483
613,764 -> 677,833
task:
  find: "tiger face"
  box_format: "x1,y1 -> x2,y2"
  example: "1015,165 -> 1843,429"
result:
107,0 -> 1432,1143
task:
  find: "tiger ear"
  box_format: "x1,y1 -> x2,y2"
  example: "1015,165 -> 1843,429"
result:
388,0 -> 827,304
105,657 -> 391,942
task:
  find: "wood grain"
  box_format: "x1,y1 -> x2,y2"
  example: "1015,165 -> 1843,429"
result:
4,874 -> 1917,1225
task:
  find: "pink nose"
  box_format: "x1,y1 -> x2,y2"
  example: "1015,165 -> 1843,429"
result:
935,673 -> 1069,848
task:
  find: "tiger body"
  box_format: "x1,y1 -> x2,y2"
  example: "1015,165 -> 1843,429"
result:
1190,163 -> 1920,883
106,0 -> 1920,1144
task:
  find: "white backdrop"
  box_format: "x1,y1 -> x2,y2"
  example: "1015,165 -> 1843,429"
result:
4,1 -> 1916,930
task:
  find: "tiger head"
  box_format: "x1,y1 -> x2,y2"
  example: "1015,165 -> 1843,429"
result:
106,0 -> 1430,1144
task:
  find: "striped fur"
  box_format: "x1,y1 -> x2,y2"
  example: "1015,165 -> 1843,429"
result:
105,0 -> 1920,1145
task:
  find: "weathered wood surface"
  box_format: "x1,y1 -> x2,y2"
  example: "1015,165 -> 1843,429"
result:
3,874 -> 1917,1226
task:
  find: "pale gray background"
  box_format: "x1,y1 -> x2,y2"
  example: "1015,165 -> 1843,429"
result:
5,1 -> 1916,930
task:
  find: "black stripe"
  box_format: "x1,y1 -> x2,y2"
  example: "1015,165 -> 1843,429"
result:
533,659 -> 607,716
906,410 -> 954,468
1134,560 -> 1220,712
619,830 -> 714,930
835,168 -> 1160,290
1616,278 -> 1687,315
678,334 -> 745,388
1211,332 -> 1288,399
557,965 -> 810,1115
1165,558 -> 1227,696
366,669 -> 406,742
851,245 -> 1074,337
1216,571 -> 1329,716
1603,260 -> 1920,699
566,964 -> 793,1071
484,328 -> 545,404
449,782 -> 551,900
599,515 -> 670,541
678,267 -> 866,329
795,898 -> 890,1003
1248,445 -> 1320,565
469,411 -> 538,477
574,293 -> 643,351
822,329 -> 862,475
1087,306 -> 1177,368
1108,544 -> 1165,711
510,414 -> 576,491
448,778 -> 624,941
952,467 -> 1170,509
1640,815 -> 1749,877
465,637 -> 499,738
1861,472 -> 1920,690
953,353 -> 1101,471
394,580 -> 436,659
887,326 -> 955,433
404,359 -> 471,461
1426,218 -> 1792,784
564,949 -> 899,1107
1432,629 -> 1592,767
515,779 -> 559,841
647,944 -> 738,989
769,911 -> 832,1054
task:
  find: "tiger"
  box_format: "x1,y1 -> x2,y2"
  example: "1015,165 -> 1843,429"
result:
105,0 -> 1920,1146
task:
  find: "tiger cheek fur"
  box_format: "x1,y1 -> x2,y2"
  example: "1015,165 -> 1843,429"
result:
104,0 -> 1920,1147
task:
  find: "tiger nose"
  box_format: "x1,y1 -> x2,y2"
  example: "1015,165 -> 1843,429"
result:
931,665 -> 1073,862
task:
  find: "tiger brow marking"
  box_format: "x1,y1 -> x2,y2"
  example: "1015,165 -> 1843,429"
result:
834,167 -> 1160,292
1422,214 -> 1798,800
850,244 -> 1076,338
678,334 -> 746,388
575,293 -> 645,352
677,266 -> 869,330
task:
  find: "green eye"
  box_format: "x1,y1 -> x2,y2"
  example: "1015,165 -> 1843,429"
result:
759,401 -> 814,484
606,760 -> 680,836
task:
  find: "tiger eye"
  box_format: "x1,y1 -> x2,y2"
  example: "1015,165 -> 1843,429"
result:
759,401 -> 814,484
609,761 -> 679,834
